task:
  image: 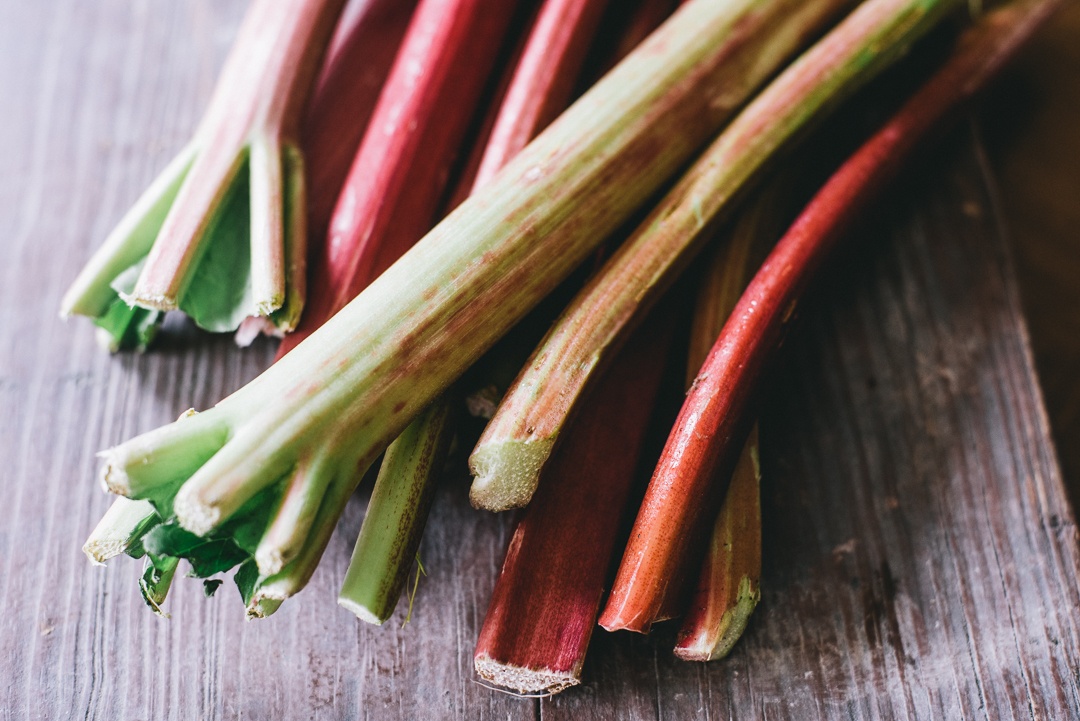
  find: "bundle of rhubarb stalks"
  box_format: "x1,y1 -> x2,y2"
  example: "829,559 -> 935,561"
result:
68,0 -> 1059,696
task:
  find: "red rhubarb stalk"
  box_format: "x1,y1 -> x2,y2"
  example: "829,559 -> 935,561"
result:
656,184 -> 783,630
600,0 -> 1062,633
299,0 -> 419,260
474,302 -> 679,695
276,0 -> 521,358
471,0 -> 611,190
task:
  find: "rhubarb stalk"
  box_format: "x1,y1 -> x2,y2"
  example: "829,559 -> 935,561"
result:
471,0 -> 611,189
61,0 -> 348,348
275,0 -> 521,357
474,301 -> 679,695
81,3 -> 413,602
338,0 -> 613,624
469,1 -> 686,689
337,401 -> 454,624
93,0 -> 857,613
601,0 -> 1060,633
669,189 -> 780,654
469,0 -> 957,513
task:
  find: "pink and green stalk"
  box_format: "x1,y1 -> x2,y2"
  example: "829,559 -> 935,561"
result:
338,0 -> 614,624
94,0 -> 857,613
80,0 -> 414,605
275,0 -> 521,358
470,0 -> 955,513
61,0 -> 348,349
601,0 -> 1059,634
236,0 -> 420,345
259,0 -> 518,590
470,0 -> 611,190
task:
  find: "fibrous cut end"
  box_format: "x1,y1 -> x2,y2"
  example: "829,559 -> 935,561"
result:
337,597 -> 387,626
474,654 -> 581,696
82,538 -> 124,566
172,484 -> 222,537
674,575 -> 760,661
468,438 -> 555,511
99,453 -> 133,497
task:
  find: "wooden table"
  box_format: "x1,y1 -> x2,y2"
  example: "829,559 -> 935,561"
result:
2,2 -> 1078,719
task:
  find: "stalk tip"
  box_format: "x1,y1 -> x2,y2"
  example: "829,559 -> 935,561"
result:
99,455 -> 132,496
122,290 -> 178,312
337,597 -> 387,626
246,593 -> 285,620
173,485 -> 221,536
82,539 -> 121,565
468,438 -> 555,511
474,655 -> 580,696
255,547 -> 286,578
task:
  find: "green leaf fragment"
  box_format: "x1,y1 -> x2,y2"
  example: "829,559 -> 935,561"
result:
202,579 -> 225,597
140,555 -> 179,617
177,157 -> 258,333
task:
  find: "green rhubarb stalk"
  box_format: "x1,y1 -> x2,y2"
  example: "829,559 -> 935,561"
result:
60,0 -> 346,349
82,498 -> 160,564
95,0 -> 855,613
337,401 -> 454,623
469,0 -> 959,512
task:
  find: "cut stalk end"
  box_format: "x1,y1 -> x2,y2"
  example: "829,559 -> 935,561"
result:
83,539 -> 124,566
468,438 -> 555,511
122,291 -> 178,312
673,576 -> 760,661
172,485 -> 222,537
83,497 -> 158,563
596,607 -> 654,635
99,453 -> 133,497
474,655 -> 580,696
337,597 -> 387,626
246,592 -> 285,620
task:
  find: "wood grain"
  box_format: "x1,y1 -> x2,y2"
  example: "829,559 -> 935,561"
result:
1,2 -> 1078,719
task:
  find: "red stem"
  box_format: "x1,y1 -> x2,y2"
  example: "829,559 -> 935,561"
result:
471,0 -> 611,190
599,0 -> 1062,633
277,0 -> 520,358
300,0 -> 418,244
474,301 -> 679,694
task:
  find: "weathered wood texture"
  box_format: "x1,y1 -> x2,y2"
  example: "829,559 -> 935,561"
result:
1,2 -> 1078,719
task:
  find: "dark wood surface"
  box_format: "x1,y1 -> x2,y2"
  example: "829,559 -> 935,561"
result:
981,1 -> 1080,507
2,2 -> 1079,719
